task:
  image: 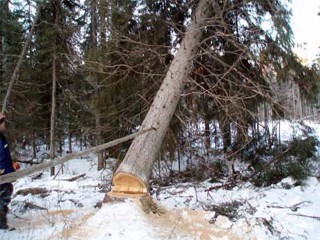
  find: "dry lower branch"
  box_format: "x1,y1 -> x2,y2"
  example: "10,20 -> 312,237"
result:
0,128 -> 154,184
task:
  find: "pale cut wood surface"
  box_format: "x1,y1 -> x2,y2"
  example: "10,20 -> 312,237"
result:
108,172 -> 147,197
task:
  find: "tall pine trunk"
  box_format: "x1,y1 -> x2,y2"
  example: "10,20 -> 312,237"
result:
90,0 -> 104,170
109,0 -> 214,197
32,129 -> 37,159
50,52 -> 57,176
0,0 -> 9,96
50,4 -> 59,176
96,0 -> 108,170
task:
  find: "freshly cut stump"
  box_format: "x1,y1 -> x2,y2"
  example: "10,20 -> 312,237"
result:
108,172 -> 148,197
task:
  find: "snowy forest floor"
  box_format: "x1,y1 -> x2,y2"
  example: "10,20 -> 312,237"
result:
3,158 -> 320,240
2,121 -> 320,239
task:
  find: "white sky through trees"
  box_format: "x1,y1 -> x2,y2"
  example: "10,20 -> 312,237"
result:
291,0 -> 320,63
8,0 -> 320,64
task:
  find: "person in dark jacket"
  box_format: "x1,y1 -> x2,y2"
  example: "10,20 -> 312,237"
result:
0,113 -> 15,230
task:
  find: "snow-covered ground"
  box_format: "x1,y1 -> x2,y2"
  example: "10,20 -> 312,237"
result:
1,120 -> 320,239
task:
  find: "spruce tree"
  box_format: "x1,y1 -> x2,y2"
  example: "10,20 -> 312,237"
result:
183,0 -> 320,155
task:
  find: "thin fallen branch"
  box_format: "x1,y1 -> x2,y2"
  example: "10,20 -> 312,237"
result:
0,128 -> 155,184
16,187 -> 50,197
205,181 -> 239,192
31,173 -> 43,180
288,213 -> 320,221
60,173 -> 86,182
23,201 -> 48,211
267,201 -> 311,212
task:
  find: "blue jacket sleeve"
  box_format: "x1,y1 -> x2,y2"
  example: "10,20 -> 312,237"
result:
0,137 -> 15,175
0,138 -> 5,170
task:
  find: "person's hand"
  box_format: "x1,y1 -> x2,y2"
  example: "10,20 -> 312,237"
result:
13,162 -> 21,170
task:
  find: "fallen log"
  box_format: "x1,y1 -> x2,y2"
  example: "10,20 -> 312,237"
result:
0,128 -> 154,184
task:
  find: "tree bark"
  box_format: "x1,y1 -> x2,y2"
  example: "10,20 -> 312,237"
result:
0,128 -> 154,184
50,52 -> 57,176
90,0 -> 105,170
1,4 -> 40,114
68,130 -> 72,153
109,0 -> 213,197
96,105 -> 104,170
1,0 -> 9,91
32,129 -> 37,158
49,1 -> 60,176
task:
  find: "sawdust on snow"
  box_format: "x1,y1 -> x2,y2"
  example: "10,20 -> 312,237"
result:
52,199 -> 257,240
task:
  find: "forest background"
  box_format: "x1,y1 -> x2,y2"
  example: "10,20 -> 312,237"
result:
1,0 -> 320,187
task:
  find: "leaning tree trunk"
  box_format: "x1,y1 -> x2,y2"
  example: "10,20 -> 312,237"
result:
1,4 -> 40,114
109,0 -> 213,197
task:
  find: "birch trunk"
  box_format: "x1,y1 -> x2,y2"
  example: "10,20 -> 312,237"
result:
109,0 -> 213,197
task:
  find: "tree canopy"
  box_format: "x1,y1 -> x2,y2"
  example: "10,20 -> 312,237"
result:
1,0 -> 319,173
